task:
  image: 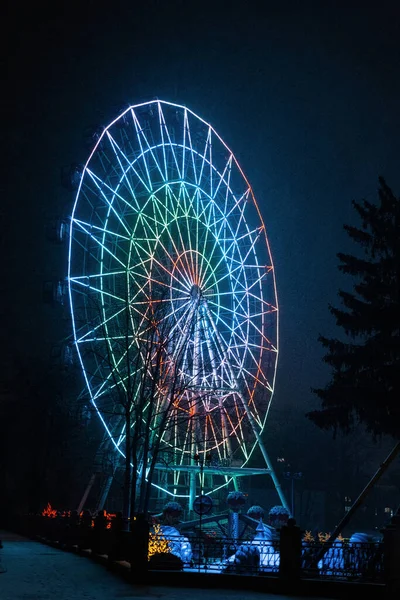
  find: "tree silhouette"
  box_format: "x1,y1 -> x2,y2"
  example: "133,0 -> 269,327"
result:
0,354 -> 96,514
307,177 -> 400,440
79,283 -> 204,522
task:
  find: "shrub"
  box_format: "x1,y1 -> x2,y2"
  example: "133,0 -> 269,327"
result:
247,505 -> 265,519
148,552 -> 184,571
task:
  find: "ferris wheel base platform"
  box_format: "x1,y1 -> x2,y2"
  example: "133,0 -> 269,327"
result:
154,464 -> 271,477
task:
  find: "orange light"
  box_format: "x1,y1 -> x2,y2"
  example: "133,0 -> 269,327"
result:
42,502 -> 57,518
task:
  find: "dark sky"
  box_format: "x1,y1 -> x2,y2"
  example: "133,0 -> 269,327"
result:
4,1 -> 400,468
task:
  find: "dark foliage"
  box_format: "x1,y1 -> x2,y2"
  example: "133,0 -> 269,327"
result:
0,356 -> 99,514
148,552 -> 184,570
307,177 -> 400,439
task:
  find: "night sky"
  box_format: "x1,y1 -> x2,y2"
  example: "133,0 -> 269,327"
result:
4,1 -> 400,494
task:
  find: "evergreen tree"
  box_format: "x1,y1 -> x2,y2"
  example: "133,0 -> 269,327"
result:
307,177 -> 400,439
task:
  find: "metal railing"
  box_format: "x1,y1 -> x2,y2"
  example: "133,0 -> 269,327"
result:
149,534 -> 280,574
302,540 -> 385,582
150,533 -> 385,582
3,514 -> 386,584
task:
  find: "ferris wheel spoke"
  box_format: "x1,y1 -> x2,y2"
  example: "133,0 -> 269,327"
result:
222,159 -> 234,222
146,194 -> 189,270
128,266 -> 185,296
129,300 -> 156,324
249,385 -> 273,426
73,219 -> 131,243
196,126 -> 212,191
153,296 -> 193,328
207,299 -> 251,327
131,109 -> 166,182
164,301 -> 193,339
93,335 -> 141,400
208,132 -> 214,199
132,232 -> 192,292
153,249 -> 191,290
91,156 -> 149,209
207,186 -> 248,240
243,389 -> 264,430
71,299 -> 125,339
128,235 -> 181,284
202,317 -> 220,389
203,304 -> 245,383
225,265 -> 256,301
159,299 -> 193,328
158,103 -> 182,179
245,320 -> 278,352
71,220 -> 127,269
202,251 -> 242,291
130,294 -> 176,305
234,230 -> 263,276
207,311 -> 244,365
105,131 -> 145,199
178,185 -> 197,277
192,192 -> 210,225
78,333 -> 135,344
239,361 -> 271,390
245,289 -> 277,314
200,320 -> 231,387
211,187 -> 250,241
246,270 -> 272,296
70,270 -> 127,283
201,240 -> 237,290
151,186 -> 179,224
221,403 -> 248,459
183,111 -> 199,186
156,102 -> 170,180
130,115 -> 156,190
196,193 -> 222,285
182,109 -> 189,181
229,335 -> 271,357
70,278 -> 126,304
162,187 -> 194,282
127,270 -> 155,305
227,287 -> 259,319
228,323 -> 261,360
238,341 -> 271,386
183,187 -> 203,276
223,286 -> 252,319
233,407 -> 250,459
211,154 -> 233,202
133,212 -> 159,250
85,170 -> 138,233
233,193 -> 250,239
165,184 -> 182,221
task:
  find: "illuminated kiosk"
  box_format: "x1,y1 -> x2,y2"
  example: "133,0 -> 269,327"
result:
67,100 -> 289,516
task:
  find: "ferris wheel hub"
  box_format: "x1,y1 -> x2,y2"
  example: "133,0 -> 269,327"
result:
190,284 -> 202,300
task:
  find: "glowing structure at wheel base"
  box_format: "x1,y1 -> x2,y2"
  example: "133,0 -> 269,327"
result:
67,100 -> 288,510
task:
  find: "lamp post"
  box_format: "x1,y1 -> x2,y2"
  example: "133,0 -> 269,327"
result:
283,470 -> 303,518
193,453 -> 213,530
192,453 -> 213,571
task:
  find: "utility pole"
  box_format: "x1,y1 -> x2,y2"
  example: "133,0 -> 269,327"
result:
314,441 -> 400,566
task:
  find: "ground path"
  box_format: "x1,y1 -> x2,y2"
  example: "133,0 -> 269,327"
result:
0,530 -> 344,600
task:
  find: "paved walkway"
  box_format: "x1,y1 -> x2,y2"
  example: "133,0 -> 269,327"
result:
0,530 -> 332,600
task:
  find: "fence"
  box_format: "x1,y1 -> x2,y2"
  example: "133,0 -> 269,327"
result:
301,539 -> 384,582
2,513 -> 387,584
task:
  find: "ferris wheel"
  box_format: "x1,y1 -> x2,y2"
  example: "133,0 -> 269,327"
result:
67,100 -> 288,510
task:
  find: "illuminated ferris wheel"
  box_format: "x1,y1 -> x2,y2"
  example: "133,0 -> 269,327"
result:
68,100 -> 288,509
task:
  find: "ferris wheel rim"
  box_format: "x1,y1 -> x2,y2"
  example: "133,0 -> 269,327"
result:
67,99 -> 279,497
